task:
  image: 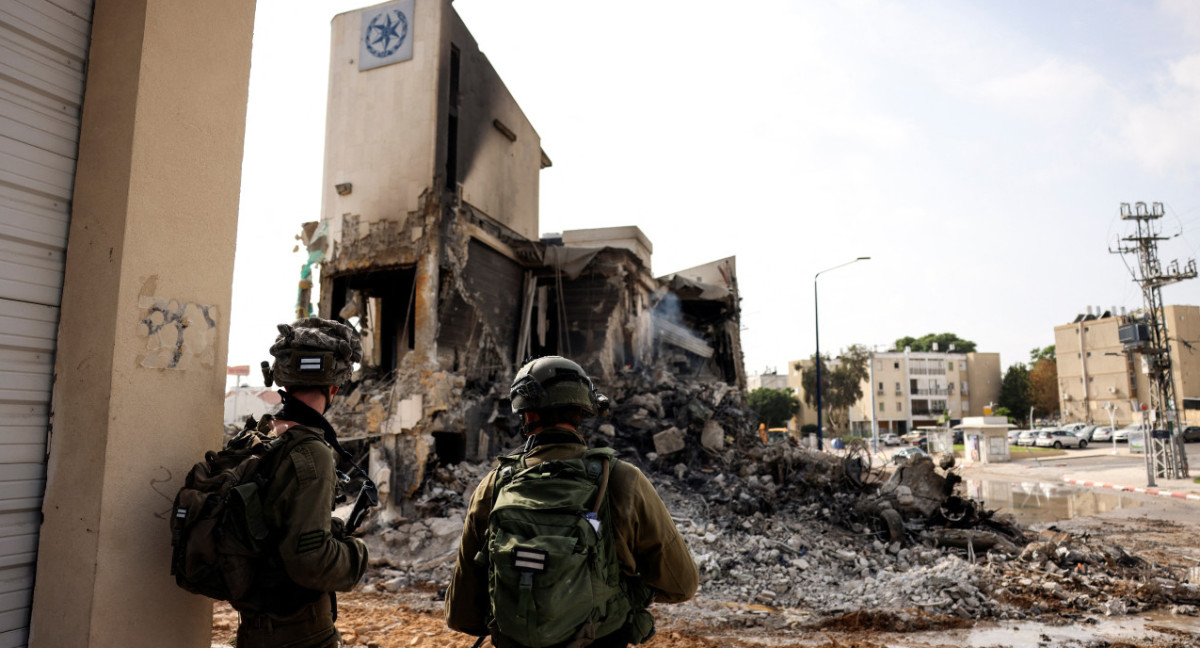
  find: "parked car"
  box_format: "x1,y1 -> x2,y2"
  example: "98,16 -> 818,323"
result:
1181,426 -> 1200,443
1072,425 -> 1097,441
1113,424 -> 1143,442
1092,426 -> 1115,442
881,433 -> 901,446
1060,422 -> 1090,435
1007,428 -> 1025,444
892,446 -> 930,463
1016,429 -> 1042,446
1035,429 -> 1087,449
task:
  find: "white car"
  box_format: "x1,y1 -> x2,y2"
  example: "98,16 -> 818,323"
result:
1016,429 -> 1042,446
881,433 -> 901,446
1113,424 -> 1143,442
1035,429 -> 1087,449
1092,426 -> 1116,442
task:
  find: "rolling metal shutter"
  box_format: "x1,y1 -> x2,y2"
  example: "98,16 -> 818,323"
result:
0,2 -> 93,646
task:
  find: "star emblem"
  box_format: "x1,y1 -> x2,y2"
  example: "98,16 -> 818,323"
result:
364,9 -> 408,59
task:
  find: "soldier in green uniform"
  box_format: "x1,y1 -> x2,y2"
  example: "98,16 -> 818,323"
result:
237,317 -> 370,648
446,356 -> 699,647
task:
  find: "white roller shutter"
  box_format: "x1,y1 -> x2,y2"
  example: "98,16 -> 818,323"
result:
0,1 -> 93,646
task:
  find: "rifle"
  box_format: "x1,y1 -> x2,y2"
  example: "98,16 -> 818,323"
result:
343,475 -> 379,535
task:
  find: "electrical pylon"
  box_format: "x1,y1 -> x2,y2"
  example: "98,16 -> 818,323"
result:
1112,201 -> 1196,482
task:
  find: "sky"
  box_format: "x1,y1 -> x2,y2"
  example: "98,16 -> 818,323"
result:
227,0 -> 1200,390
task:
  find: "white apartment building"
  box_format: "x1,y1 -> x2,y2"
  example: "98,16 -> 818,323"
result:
788,350 -> 1001,435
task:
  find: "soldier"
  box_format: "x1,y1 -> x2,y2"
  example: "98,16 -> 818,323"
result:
446,356 -> 699,648
237,317 -> 370,648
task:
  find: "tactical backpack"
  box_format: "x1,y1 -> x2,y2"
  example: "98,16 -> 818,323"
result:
168,421 -> 320,607
480,447 -> 639,648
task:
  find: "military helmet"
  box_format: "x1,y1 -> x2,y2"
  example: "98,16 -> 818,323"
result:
510,356 -> 609,416
262,317 -> 362,388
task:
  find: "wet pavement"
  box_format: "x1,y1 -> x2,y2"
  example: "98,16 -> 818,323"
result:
960,477 -> 1144,525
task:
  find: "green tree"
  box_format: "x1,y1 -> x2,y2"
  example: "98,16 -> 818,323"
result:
998,363 -> 1032,425
800,344 -> 870,432
746,387 -> 801,428
1030,345 -> 1056,363
892,333 -> 977,353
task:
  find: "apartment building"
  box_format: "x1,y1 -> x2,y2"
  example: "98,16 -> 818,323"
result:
1055,305 -> 1200,426
787,350 -> 1001,435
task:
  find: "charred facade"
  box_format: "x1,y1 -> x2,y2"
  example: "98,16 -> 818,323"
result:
310,2 -> 743,510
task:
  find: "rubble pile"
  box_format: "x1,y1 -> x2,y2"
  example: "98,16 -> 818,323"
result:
329,368 -> 1200,627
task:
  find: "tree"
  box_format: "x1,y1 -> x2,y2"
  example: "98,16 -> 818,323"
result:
1029,356 -> 1059,419
998,363 -> 1032,425
747,387 -> 801,428
1030,345 -> 1056,363
800,344 -> 870,432
892,333 -> 977,353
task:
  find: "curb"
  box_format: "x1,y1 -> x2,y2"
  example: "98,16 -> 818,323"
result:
1061,476 -> 1200,502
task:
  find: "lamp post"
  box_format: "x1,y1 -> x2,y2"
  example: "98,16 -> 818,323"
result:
814,256 -> 870,451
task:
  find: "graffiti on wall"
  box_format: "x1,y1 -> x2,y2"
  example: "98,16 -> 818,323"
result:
137,296 -> 218,370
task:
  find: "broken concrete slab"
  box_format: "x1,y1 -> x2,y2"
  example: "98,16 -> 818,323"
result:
654,426 -> 687,456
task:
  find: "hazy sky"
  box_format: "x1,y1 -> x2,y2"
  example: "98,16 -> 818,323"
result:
228,0 -> 1200,389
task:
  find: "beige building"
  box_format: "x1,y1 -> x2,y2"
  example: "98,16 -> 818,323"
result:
1054,305 -> 1200,427
788,350 -> 1001,435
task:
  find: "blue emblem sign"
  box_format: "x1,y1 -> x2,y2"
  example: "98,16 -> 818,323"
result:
359,0 -> 414,71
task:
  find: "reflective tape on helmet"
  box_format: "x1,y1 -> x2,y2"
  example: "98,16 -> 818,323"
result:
299,356 -> 323,372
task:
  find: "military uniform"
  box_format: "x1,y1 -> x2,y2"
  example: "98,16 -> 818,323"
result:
235,423 -> 369,648
445,426 -> 699,646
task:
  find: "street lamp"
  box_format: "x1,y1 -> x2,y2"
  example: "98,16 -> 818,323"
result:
814,256 -> 870,451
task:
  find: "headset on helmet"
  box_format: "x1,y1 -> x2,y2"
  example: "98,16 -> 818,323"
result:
262,317 -> 363,388
510,356 -> 610,416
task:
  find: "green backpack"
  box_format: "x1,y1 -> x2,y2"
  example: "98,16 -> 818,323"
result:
169,422 -> 319,607
481,447 -> 635,648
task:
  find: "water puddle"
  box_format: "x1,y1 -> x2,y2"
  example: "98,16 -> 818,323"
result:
959,478 -> 1143,526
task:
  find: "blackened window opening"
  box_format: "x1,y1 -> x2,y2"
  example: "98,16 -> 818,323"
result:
444,45 -> 460,190
329,267 -> 417,372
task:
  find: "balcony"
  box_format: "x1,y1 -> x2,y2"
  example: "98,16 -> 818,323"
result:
912,388 -> 950,396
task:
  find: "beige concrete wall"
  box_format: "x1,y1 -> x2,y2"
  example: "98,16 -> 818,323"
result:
324,1 -> 443,250
448,10 -> 542,240
1165,305 -> 1200,425
29,1 -> 255,646
965,352 -> 1000,417
563,226 -> 654,272
323,0 -> 542,251
1055,316 -> 1139,425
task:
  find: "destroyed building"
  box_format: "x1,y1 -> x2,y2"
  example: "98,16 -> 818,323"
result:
305,1 -> 744,508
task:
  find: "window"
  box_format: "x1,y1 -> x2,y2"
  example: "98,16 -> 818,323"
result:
959,361 -> 966,371
879,402 -> 885,412
895,381 -> 901,394
896,402 -> 902,412
948,362 -> 954,371
894,362 -> 899,369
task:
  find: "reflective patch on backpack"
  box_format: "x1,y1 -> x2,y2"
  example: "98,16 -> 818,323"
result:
296,530 -> 324,553
513,547 -> 548,573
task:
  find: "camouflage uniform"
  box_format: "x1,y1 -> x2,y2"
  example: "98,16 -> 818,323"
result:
237,317 -> 369,648
234,423 -> 368,648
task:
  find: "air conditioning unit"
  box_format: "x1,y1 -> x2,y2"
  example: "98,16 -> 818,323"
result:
1062,393 -> 1071,400
1108,386 -> 1117,394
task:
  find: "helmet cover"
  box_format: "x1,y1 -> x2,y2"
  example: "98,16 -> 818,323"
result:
510,356 -> 608,415
263,317 -> 362,388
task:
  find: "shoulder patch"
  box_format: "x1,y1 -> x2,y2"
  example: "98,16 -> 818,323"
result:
296,529 -> 325,554
291,443 -> 320,484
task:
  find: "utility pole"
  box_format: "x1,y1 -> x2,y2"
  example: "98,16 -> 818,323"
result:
1111,201 -> 1196,481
